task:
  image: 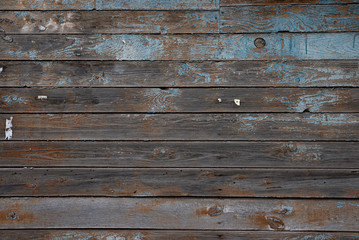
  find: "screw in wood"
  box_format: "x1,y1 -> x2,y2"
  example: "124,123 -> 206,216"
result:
254,38 -> 266,48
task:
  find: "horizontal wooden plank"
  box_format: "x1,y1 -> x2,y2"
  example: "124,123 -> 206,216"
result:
220,5 -> 359,33
220,0 -> 359,5
0,0 -> 94,10
1,141 -> 358,168
1,168 -> 358,197
1,88 -> 358,113
1,60 -> 358,87
1,33 -> 358,60
96,0 -> 219,10
1,113 -> 358,140
0,198 -> 358,230
0,11 -> 218,34
1,230 -> 358,240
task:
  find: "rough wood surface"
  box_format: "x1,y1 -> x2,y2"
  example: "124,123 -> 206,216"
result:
1,113 -> 358,141
220,5 -> 359,33
1,88 -> 358,113
0,11 -> 218,34
1,60 -> 358,87
1,168 -> 358,197
95,0 -> 219,10
220,0 -> 359,5
1,141 -> 358,168
1,33 -> 358,60
0,230 -> 358,240
0,198 -> 358,230
0,0 -> 94,10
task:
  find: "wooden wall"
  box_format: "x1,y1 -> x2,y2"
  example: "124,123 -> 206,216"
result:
0,0 -> 358,239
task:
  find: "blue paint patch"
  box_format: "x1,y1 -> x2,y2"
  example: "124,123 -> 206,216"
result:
88,35 -> 164,60
283,233 -> 334,240
280,204 -> 293,215
2,95 -> 27,104
337,202 -> 359,208
134,192 -> 155,197
56,76 -> 72,86
145,88 -> 180,112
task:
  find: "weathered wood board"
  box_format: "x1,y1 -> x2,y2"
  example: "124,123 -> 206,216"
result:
95,0 -> 219,10
1,60 -> 358,87
0,11 -> 219,34
220,0 -> 359,5
1,88 -> 358,113
1,230 -> 358,240
1,113 -> 358,140
0,198 -> 358,230
220,5 -> 359,33
1,141 -> 358,168
0,0 -> 94,10
0,168 -> 358,197
1,33 -> 359,60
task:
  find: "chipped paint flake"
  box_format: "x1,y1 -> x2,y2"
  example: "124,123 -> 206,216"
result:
5,116 -> 13,140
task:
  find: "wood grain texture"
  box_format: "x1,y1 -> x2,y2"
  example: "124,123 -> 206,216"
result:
0,0 -> 94,10
220,5 -> 359,33
1,168 -> 358,197
0,11 -> 218,34
1,113 -> 358,141
0,198 -> 358,230
1,88 -> 358,113
2,141 -> 358,168
220,0 -> 359,5
1,33 -> 358,60
1,230 -> 358,240
96,0 -> 219,10
1,60 -> 358,87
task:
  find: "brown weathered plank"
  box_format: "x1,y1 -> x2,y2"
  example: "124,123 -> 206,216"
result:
1,88 -> 358,113
1,60 -> 358,87
95,0 -> 219,10
1,113 -> 358,140
0,198 -> 358,230
1,33 -> 358,60
1,141 -> 358,168
1,168 -> 358,197
0,230 -> 358,240
220,0 -> 359,5
0,11 -> 218,34
220,5 -> 359,33
0,0 -> 94,10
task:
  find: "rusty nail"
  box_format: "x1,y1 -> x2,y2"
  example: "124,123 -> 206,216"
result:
254,38 -> 266,48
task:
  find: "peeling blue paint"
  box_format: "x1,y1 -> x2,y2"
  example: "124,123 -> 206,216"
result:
282,233 -> 334,240
280,204 -> 293,215
2,95 -> 27,104
337,202 -> 359,208
88,35 -> 164,60
177,63 -> 225,85
56,76 -> 72,85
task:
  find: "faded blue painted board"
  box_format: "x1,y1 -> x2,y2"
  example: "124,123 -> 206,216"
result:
219,33 -> 359,60
220,5 -> 359,33
1,33 -> 358,60
0,0 -> 94,10
96,0 -> 219,10
220,0 -> 359,5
